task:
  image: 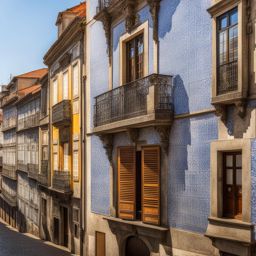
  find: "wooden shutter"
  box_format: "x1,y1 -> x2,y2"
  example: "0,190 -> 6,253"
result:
118,147 -> 136,220
142,146 -> 160,225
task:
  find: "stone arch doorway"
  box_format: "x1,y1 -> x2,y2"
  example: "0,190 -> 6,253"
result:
125,236 -> 150,256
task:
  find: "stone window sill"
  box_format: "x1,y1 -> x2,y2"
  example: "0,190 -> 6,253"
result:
205,217 -> 254,244
103,216 -> 168,232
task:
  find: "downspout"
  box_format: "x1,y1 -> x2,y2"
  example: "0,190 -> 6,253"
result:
80,19 -> 86,256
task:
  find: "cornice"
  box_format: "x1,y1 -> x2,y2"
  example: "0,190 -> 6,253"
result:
207,0 -> 240,17
44,17 -> 85,66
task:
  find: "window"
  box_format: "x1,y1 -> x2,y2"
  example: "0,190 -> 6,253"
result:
73,63 -> 79,98
63,143 -> 69,172
53,153 -> 58,171
95,232 -> 106,256
118,146 -> 160,225
41,86 -> 48,115
223,152 -> 242,219
126,34 -> 144,83
62,71 -> 69,100
217,8 -> 238,95
52,79 -> 58,105
73,141 -> 79,181
73,208 -> 79,239
41,130 -> 48,161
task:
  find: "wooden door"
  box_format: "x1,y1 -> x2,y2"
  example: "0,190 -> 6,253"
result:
96,232 -> 106,256
223,152 -> 242,219
118,147 -> 136,220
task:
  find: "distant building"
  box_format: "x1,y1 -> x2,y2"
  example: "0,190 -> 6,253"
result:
0,68 -> 47,231
43,2 -> 86,254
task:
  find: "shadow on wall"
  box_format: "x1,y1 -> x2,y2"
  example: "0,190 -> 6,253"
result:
225,103 -> 254,139
170,75 -> 191,192
159,0 -> 181,39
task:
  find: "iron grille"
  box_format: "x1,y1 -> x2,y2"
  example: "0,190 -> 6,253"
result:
217,61 -> 238,95
94,74 -> 173,127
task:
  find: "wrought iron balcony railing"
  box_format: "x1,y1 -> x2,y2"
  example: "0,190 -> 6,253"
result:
52,100 -> 71,127
217,61 -> 238,95
94,74 -> 173,129
2,119 -> 17,132
38,160 -> 49,187
2,164 -> 16,180
1,189 -> 17,207
17,161 -> 28,173
52,171 -> 71,193
17,112 -> 40,131
28,163 -> 39,180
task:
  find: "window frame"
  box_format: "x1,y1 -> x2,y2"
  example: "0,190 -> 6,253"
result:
72,62 -> 80,99
119,21 -> 149,86
62,70 -> 69,100
208,0 -> 248,104
216,8 -> 238,95
210,139 -> 251,222
52,78 -> 58,106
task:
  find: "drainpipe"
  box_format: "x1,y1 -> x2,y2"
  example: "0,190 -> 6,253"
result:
80,22 -> 86,256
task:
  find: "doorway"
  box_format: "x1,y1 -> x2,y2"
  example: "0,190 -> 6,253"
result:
223,152 -> 242,219
125,236 -> 150,256
62,207 -> 69,247
53,217 -> 59,244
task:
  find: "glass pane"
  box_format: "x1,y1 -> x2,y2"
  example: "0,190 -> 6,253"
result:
229,26 -> 238,61
226,169 -> 233,185
219,31 -> 227,65
236,169 -> 242,185
236,154 -> 242,167
230,9 -> 238,25
219,16 -> 228,30
226,155 -> 233,167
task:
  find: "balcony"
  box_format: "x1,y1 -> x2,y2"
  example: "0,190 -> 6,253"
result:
52,100 -> 71,127
28,163 -> 39,180
2,119 -> 17,132
0,157 -> 3,167
17,112 -> 40,131
1,189 -> 17,207
38,160 -> 49,187
0,92 -> 18,108
93,74 -> 173,134
52,171 -> 71,193
17,162 -> 28,173
2,164 -> 16,180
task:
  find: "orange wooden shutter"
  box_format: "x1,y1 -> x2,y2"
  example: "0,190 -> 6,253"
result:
118,147 -> 136,220
142,146 -> 160,225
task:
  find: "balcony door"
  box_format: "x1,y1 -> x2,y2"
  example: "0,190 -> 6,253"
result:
223,152 -> 242,219
126,33 -> 144,83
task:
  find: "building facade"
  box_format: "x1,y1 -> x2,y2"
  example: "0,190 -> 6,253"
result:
84,0 -> 256,256
0,68 -> 47,231
16,84 -> 41,236
43,3 -> 86,255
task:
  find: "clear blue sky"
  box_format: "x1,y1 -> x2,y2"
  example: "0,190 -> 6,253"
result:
0,0 -> 82,84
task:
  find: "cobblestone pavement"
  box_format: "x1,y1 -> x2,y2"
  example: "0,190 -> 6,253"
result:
0,221 -> 72,256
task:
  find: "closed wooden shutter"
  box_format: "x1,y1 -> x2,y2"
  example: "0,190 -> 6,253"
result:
142,146 -> 160,225
118,147 -> 136,220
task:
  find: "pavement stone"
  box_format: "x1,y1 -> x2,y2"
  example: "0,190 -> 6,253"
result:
0,222 -> 72,256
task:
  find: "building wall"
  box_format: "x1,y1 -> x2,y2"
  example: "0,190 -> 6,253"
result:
86,0 -> 222,255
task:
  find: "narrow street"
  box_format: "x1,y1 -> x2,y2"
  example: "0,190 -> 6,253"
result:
0,221 -> 71,256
